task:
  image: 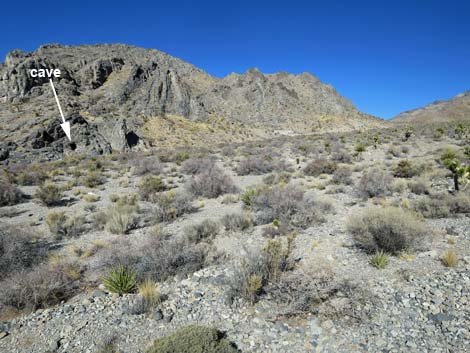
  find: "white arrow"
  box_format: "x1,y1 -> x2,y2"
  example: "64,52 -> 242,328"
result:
49,79 -> 72,141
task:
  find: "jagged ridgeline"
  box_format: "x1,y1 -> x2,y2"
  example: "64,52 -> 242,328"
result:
0,44 -> 381,161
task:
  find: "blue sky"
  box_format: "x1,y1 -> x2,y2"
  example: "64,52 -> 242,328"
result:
2,0 -> 469,119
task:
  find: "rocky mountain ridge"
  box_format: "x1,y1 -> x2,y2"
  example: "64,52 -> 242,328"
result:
0,43 -> 382,162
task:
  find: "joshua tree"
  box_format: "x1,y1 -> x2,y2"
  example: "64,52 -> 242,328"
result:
443,156 -> 470,191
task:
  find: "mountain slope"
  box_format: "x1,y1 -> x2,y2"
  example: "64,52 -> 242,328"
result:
392,91 -> 470,124
0,44 -> 382,161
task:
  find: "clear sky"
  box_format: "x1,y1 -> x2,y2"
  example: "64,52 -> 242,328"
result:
2,0 -> 469,119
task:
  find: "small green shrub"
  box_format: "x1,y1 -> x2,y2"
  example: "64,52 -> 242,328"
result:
146,325 -> 239,353
35,181 -> 63,206
240,187 -> 260,208
102,265 -> 137,295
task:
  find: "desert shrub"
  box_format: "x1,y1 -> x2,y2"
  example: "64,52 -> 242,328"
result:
408,178 -> 430,195
303,159 -> 337,176
262,172 -> 291,185
105,204 -> 139,235
412,194 -> 451,218
331,166 -> 353,185
251,185 -> 332,228
138,176 -> 166,201
229,236 -> 295,303
102,265 -> 137,295
0,224 -> 47,280
180,158 -> 215,175
138,279 -> 161,309
186,164 -> 238,198
0,259 -> 79,310
357,168 -> 393,198
132,156 -> 163,176
13,166 -> 48,186
347,207 -> 427,254
146,325 -> 239,353
331,150 -> 352,164
221,212 -> 253,231
185,219 -> 220,243
93,236 -> 208,282
153,191 -> 195,222
35,181 -> 63,206
393,159 -> 424,178
447,191 -> 470,214
82,171 -> 105,188
236,156 -> 289,175
0,178 -> 23,206
46,212 -> 86,238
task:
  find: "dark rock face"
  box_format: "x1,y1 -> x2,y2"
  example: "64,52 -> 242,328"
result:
27,113 -> 113,158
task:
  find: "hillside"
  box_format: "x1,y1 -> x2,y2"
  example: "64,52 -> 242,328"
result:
392,91 -> 470,124
0,44 -> 381,162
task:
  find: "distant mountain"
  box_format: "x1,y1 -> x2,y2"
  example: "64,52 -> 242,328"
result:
392,91 -> 470,123
0,44 -> 381,161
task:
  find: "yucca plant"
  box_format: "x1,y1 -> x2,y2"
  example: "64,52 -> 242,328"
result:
369,250 -> 389,269
102,265 -> 137,295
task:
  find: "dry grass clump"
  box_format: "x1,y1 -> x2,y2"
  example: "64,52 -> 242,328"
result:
0,177 -> 23,206
358,168 -> 393,198
441,249 -> 458,267
46,211 -> 86,239
186,164 -> 238,198
81,171 -> 106,188
347,207 -> 427,254
105,204 -> 139,235
35,181 -> 63,206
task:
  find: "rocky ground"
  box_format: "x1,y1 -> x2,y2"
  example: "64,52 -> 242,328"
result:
1,124 -> 469,353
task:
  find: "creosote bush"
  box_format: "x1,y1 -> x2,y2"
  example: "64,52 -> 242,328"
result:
35,181 -> 63,206
146,325 -> 239,353
347,207 -> 427,254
